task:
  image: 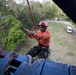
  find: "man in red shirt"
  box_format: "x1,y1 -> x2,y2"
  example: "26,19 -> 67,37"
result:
24,21 -> 51,59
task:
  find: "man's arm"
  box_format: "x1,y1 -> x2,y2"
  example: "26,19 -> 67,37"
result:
24,29 -> 35,38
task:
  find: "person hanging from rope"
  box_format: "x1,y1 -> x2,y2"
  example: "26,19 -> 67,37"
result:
24,21 -> 51,60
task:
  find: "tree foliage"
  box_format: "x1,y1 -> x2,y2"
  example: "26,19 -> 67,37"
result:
2,15 -> 25,50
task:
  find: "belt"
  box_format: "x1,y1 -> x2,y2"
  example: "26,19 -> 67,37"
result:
38,44 -> 49,49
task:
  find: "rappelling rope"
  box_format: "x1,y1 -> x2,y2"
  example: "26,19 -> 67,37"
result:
26,0 -> 37,33
24,0 -> 37,49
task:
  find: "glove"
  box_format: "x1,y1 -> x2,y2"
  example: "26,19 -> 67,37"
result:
29,31 -> 35,35
24,29 -> 35,35
24,29 -> 30,34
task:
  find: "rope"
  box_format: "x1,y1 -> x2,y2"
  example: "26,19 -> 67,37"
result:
26,0 -> 37,33
25,0 -> 37,49
25,33 -> 31,49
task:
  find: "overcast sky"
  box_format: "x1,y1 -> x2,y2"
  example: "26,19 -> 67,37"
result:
14,0 -> 51,4
33,0 -> 44,3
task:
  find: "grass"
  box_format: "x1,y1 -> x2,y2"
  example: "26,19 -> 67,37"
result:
18,21 -> 76,66
66,52 -> 75,56
48,21 -> 76,66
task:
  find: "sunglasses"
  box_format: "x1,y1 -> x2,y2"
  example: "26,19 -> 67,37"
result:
39,25 -> 45,28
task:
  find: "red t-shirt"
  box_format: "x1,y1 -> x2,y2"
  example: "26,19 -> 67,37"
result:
33,30 -> 51,47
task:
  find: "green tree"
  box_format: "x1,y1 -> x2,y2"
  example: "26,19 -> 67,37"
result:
2,15 -> 25,50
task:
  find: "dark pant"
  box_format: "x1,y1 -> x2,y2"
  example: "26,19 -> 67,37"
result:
26,46 -> 50,59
